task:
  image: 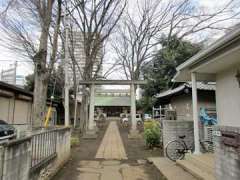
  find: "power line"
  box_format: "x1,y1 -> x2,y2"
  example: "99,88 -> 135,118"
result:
0,60 -> 33,62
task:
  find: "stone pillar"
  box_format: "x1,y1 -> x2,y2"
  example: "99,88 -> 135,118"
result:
131,83 -> 137,130
191,72 -> 200,154
88,84 -> 95,131
84,84 -> 97,138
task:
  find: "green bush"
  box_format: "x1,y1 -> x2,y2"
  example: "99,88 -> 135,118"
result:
144,120 -> 161,149
71,137 -> 80,147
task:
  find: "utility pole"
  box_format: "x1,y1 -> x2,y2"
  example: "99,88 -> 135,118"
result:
64,4 -> 70,127
13,61 -> 17,85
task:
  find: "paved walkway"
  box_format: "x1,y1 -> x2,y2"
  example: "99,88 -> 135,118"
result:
77,160 -> 153,180
95,121 -> 127,160
53,121 -> 158,180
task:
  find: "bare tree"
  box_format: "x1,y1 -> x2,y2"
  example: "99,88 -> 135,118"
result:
0,0 -> 63,127
113,0 -> 240,81
65,0 -> 126,131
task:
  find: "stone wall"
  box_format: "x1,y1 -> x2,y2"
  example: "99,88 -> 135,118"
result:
162,120 -> 194,155
214,125 -> 240,180
0,127 -> 71,180
37,127 -> 71,180
0,137 -> 32,180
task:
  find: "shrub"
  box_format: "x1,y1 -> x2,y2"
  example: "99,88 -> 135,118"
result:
71,137 -> 80,147
144,120 -> 161,149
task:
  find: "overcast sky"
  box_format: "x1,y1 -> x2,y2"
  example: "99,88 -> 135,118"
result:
0,0 -> 239,87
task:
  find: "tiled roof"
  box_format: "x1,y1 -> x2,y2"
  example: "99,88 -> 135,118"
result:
0,81 -> 32,96
155,82 -> 215,99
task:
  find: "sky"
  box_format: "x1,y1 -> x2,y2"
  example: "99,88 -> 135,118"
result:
0,0 -> 239,88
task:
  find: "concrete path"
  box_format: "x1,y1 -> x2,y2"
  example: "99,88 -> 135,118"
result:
148,157 -> 197,180
53,121 -> 159,180
95,121 -> 127,160
77,160 -> 153,180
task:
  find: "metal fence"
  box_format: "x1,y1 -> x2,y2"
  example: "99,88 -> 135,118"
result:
31,129 -> 57,169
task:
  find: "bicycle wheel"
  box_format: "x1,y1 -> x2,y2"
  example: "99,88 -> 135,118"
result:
165,140 -> 186,161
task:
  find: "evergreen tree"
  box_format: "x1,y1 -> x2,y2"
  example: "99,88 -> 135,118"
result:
139,36 -> 201,112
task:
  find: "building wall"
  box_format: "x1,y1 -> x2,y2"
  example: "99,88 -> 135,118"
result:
0,97 -> 32,125
216,65 -> 240,127
170,91 -> 216,121
211,64 -> 240,180
0,93 -> 60,135
214,125 -> 240,180
0,97 -> 11,122
0,97 -> 14,124
14,100 -> 32,124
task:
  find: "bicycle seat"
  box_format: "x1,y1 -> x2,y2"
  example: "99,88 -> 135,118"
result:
179,135 -> 186,139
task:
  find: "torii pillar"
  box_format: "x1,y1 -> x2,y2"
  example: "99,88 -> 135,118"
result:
88,83 -> 96,131
85,83 -> 97,138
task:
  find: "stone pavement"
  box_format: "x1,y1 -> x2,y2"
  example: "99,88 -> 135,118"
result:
95,121 -> 127,160
148,157 -> 196,180
76,160 -> 153,180
53,121 -> 159,180
77,121 -> 155,180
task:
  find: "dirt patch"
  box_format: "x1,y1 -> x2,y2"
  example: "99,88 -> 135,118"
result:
118,121 -> 163,160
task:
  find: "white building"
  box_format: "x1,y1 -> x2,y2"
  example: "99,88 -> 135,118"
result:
67,31 -> 103,85
174,27 -> 240,180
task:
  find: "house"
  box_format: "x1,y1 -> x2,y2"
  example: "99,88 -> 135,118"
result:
173,27 -> 240,180
0,81 -> 60,134
155,82 -> 216,121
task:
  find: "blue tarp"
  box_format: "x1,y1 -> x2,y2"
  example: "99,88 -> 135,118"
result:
199,107 -> 217,125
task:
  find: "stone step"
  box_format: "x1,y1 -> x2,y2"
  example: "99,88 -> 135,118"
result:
148,157 -> 197,180
176,155 -> 216,180
185,153 -> 215,175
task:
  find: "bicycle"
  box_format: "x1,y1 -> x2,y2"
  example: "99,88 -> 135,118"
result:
165,135 -> 213,161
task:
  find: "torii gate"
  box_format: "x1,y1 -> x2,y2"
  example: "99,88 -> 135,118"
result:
77,80 -> 147,137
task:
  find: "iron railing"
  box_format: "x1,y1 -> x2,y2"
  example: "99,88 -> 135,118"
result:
31,129 -> 57,169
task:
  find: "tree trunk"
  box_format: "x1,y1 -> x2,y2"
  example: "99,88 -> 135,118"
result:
32,4 -> 52,128
32,70 -> 48,128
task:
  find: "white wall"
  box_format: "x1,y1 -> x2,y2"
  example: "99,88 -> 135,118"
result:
216,65 -> 240,127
